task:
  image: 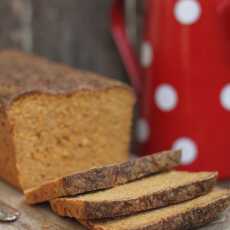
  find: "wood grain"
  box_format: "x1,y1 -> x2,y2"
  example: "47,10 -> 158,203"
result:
31,0 -> 127,82
0,0 -> 32,51
0,180 -> 229,230
0,180 -> 83,230
0,0 -> 128,83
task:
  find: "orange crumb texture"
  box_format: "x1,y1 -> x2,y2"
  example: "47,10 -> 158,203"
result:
0,50 -> 135,191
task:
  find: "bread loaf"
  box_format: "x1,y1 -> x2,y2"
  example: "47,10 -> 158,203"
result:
0,50 -> 135,190
81,188 -> 230,230
26,150 -> 181,204
50,171 -> 217,219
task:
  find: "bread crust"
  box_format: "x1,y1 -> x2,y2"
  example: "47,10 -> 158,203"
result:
0,50 -> 134,109
26,150 -> 181,204
0,101 -> 20,189
81,189 -> 230,230
0,50 -> 135,190
50,172 -> 217,219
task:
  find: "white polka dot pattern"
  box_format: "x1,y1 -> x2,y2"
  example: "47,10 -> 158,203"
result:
220,84 -> 230,111
154,84 -> 178,111
174,0 -> 201,25
140,41 -> 153,68
136,118 -> 150,143
172,137 -> 198,165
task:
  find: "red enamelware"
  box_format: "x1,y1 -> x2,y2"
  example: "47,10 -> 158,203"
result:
111,0 -> 230,179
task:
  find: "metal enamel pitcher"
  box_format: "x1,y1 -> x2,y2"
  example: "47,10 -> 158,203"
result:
111,0 -> 230,179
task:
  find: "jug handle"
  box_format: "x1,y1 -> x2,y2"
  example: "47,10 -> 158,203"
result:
111,0 -> 143,98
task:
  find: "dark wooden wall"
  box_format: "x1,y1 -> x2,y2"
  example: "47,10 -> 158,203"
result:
0,0 -> 129,82
0,0 -> 32,50
0,0 -> 142,152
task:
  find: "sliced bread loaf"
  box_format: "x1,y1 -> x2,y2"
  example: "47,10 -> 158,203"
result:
0,50 -> 135,191
26,150 -> 181,204
50,171 -> 217,219
81,188 -> 230,230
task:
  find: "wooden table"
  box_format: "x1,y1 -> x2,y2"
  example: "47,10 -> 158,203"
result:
0,180 -> 229,230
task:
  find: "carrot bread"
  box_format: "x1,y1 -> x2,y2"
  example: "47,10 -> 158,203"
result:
26,150 -> 181,204
0,50 -> 135,191
81,188 -> 230,230
50,171 -> 217,219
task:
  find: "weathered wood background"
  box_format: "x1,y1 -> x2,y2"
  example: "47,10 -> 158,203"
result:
0,0 -> 141,147
0,2 -> 230,229
0,0 -> 141,82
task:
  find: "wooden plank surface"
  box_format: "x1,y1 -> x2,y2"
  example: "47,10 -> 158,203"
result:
0,180 -> 83,230
0,180 -> 229,230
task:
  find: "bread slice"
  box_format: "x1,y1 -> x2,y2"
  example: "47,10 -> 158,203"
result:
81,188 -> 230,230
26,150 -> 181,204
0,50 -> 135,191
50,171 -> 217,219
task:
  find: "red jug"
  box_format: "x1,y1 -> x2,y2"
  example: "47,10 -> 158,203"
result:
111,0 -> 230,179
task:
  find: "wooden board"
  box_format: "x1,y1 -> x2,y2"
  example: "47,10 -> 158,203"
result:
0,180 -> 83,230
0,180 -> 229,230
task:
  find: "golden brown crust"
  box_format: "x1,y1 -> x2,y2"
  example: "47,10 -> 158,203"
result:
0,101 -> 21,189
49,172 -> 217,220
81,189 -> 230,230
25,150 -> 181,204
0,50 -> 134,108
0,50 -> 135,191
